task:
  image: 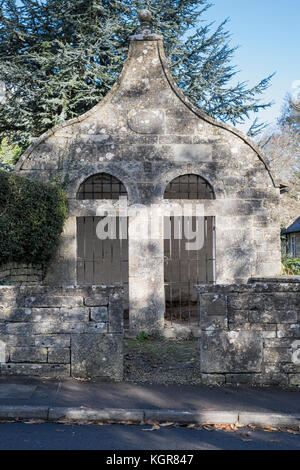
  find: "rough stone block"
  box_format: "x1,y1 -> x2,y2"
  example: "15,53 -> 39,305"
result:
263,348 -> 292,363
71,334 -> 123,380
108,293 -> 124,333
90,307 -> 108,322
48,348 -> 70,364
277,324 -> 300,338
261,331 -> 277,339
228,293 -> 299,312
9,347 -> 47,363
249,310 -> 297,324
280,363 -> 300,374
201,330 -> 263,373
225,374 -> 255,385
200,294 -> 227,316
3,321 -> 107,335
259,372 -> 289,387
289,374 -> 300,386
84,295 -> 109,307
24,295 -> 83,308
0,335 -> 35,347
228,309 -> 250,324
264,338 -> 293,348
253,262 -> 284,278
200,314 -> 228,330
0,307 -> 89,323
34,335 -> 70,348
1,363 -> 70,377
32,307 -> 89,322
247,324 -> 277,332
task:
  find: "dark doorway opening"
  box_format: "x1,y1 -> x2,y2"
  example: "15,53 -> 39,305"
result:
164,175 -> 215,326
76,173 -> 129,320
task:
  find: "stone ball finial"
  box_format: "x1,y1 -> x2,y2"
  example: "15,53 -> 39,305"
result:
138,9 -> 152,27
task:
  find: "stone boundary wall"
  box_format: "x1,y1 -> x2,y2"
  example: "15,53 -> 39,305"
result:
196,277 -> 300,387
0,286 -> 123,380
0,263 -> 44,285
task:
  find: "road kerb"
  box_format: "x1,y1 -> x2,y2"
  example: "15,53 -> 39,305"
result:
0,406 -> 48,420
0,406 -> 300,429
48,407 -> 144,423
238,412 -> 300,428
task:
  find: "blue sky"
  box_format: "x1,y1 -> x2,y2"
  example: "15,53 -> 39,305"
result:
204,0 -> 300,132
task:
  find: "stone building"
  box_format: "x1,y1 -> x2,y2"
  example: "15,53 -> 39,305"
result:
13,10 -> 282,335
1,11 -> 300,386
285,217 -> 300,258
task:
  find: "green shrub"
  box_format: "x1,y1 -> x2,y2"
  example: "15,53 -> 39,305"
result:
282,257 -> 300,275
0,170 -> 67,266
136,331 -> 152,341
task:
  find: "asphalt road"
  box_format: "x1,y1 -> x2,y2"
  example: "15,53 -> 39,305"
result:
0,423 -> 300,450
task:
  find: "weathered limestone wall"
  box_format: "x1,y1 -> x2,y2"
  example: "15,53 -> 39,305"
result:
0,263 -> 44,286
196,277 -> 300,387
0,286 -> 123,380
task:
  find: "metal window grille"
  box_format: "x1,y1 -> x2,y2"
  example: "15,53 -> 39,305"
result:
164,174 -> 214,200
77,173 -> 127,200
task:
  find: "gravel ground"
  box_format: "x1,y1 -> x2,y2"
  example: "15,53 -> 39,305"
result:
124,338 -> 202,385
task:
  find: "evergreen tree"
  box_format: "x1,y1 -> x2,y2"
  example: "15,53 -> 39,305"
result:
0,0 -> 274,154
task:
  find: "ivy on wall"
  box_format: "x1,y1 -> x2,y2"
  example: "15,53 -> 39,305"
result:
0,170 -> 67,266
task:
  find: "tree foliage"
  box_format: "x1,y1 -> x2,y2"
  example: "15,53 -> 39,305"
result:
0,0 -> 274,153
279,93 -> 300,135
259,95 -> 300,228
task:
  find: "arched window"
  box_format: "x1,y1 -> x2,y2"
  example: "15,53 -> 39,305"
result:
77,173 -> 127,200
164,174 -> 214,200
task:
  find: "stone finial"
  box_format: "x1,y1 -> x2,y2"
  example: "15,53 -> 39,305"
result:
130,9 -> 161,40
138,9 -> 152,28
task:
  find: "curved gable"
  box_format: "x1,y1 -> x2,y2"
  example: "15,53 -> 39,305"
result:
16,28 -> 276,191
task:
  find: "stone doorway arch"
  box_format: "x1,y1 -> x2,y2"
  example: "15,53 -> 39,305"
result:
163,174 -> 216,326
76,172 -> 129,318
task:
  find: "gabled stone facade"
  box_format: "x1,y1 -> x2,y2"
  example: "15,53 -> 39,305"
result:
14,11 -> 281,334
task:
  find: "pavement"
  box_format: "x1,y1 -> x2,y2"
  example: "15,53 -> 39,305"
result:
0,376 -> 300,428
